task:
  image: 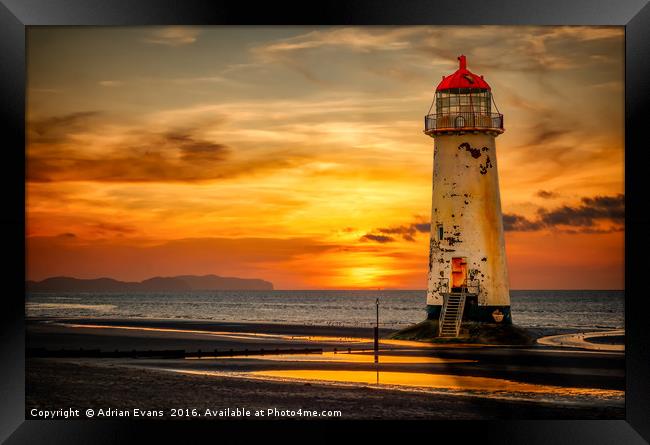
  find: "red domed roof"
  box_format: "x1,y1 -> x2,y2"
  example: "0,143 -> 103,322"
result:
436,55 -> 491,91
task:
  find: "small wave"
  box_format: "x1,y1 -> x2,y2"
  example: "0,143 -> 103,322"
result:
25,303 -> 117,313
37,296 -> 82,301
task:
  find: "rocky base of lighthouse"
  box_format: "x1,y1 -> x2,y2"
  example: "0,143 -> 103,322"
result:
426,304 -> 513,324
389,319 -> 534,345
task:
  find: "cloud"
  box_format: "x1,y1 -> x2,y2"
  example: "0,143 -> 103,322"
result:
27,235 -> 342,283
360,234 -> 395,243
27,117 -> 237,182
589,80 -> 623,92
26,92 -> 431,184
165,132 -> 230,162
361,219 -> 431,243
256,26 -> 619,66
28,111 -> 102,144
536,190 -> 559,199
254,28 -> 414,55
502,214 -> 545,232
29,88 -> 62,94
98,80 -> 123,87
504,194 -> 624,232
27,110 -> 314,183
252,28 -> 422,84
413,223 -> 431,232
525,116 -> 574,147
24,26 -> 624,290
538,194 -> 624,227
164,75 -> 247,87
89,222 -> 137,236
360,194 -> 623,239
249,26 -> 622,88
143,27 -> 200,46
529,124 -> 571,146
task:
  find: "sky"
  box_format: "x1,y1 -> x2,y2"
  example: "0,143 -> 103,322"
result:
26,26 -> 624,289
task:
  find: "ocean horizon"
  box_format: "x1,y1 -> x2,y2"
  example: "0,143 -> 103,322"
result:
26,289 -> 624,331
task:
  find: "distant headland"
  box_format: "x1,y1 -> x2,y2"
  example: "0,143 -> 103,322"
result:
26,275 -> 274,292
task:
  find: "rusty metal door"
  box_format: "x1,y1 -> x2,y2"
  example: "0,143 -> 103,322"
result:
451,257 -> 467,289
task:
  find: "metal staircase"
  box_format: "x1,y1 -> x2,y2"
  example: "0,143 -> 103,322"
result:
438,292 -> 467,338
435,277 -> 479,338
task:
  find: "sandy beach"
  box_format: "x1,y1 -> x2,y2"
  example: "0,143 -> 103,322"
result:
26,318 -> 624,420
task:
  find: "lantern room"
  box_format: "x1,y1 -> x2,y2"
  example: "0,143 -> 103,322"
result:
424,55 -> 504,136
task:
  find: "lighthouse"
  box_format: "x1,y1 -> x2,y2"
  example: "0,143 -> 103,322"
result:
424,55 -> 511,337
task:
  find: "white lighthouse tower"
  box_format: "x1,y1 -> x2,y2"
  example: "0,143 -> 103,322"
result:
424,55 -> 510,337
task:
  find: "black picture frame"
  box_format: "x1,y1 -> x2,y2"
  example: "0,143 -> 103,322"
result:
1,0 -> 649,443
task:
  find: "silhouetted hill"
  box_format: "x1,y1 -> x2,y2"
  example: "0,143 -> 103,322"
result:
27,274 -> 274,292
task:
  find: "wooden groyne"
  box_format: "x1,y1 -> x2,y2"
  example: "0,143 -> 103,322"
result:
27,347 -> 324,359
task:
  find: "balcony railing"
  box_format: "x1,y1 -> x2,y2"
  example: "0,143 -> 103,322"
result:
424,112 -> 504,135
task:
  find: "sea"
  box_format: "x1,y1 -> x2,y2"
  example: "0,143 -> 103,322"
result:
25,290 -> 624,331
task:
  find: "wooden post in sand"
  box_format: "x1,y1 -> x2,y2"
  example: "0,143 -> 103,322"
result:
374,299 -> 379,363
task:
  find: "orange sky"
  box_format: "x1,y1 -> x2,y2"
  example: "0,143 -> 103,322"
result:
26,26 -> 625,289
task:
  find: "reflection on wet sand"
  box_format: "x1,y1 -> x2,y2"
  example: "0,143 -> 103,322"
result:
381,339 -> 489,348
56,323 -> 499,348
250,369 -> 623,400
55,323 -> 513,355
186,351 -> 475,364
161,367 -> 622,405
58,323 -> 369,344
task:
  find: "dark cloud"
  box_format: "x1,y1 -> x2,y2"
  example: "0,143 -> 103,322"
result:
165,132 -> 230,162
413,223 -> 431,232
360,234 -> 395,243
536,190 -> 558,199
525,118 -> 574,147
29,111 -> 102,144
361,194 -> 623,239
27,111 -> 309,183
361,220 -> 431,243
558,227 -> 624,235
90,222 -> 137,235
26,112 -> 293,182
410,26 -> 622,77
533,127 -> 570,145
505,194 -> 624,232
254,27 -> 621,92
537,194 -> 624,227
502,214 -> 545,232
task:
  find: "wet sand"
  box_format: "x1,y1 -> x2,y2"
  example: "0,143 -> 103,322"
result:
26,318 -> 625,420
27,317 -> 391,351
536,329 -> 624,352
26,359 -> 623,420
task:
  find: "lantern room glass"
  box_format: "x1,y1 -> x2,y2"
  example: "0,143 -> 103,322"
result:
435,89 -> 492,115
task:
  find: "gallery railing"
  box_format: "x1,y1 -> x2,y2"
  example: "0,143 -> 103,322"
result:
424,112 -> 504,134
